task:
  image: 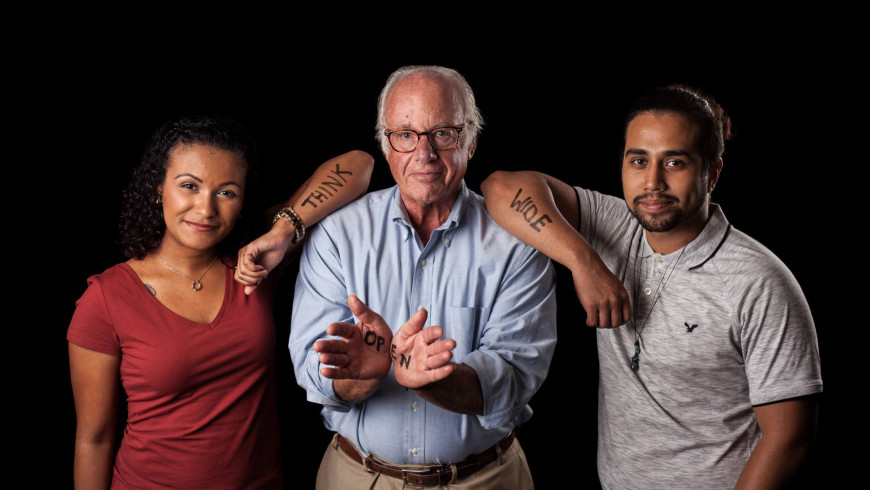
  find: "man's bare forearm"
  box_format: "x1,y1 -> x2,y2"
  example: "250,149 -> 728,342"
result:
481,171 -> 593,271
482,170 -> 631,328
333,378 -> 384,403
410,364 -> 483,415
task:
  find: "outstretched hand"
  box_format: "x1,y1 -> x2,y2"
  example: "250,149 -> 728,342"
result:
234,225 -> 294,295
391,308 -> 457,389
314,295 -> 393,380
573,256 -> 632,328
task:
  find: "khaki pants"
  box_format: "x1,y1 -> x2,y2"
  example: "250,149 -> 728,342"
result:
315,433 -> 535,489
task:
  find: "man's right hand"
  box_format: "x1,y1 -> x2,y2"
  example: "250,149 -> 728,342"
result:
314,295 -> 393,380
572,256 -> 632,328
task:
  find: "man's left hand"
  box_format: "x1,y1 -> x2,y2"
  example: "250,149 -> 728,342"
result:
391,308 -> 457,389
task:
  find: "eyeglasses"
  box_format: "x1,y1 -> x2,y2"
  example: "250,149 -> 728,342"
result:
383,125 -> 465,153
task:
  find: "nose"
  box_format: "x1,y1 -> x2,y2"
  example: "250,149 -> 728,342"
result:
413,134 -> 437,162
195,192 -> 217,218
643,163 -> 666,192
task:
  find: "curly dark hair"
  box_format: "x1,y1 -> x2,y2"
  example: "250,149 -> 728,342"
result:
625,85 -> 733,172
119,115 -> 262,259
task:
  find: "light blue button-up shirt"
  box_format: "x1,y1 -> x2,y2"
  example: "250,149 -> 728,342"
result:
289,181 -> 557,464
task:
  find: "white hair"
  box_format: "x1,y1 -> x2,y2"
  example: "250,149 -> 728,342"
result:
375,65 -> 484,155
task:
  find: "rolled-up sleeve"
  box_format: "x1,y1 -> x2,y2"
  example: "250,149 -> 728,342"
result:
289,220 -> 355,411
463,246 -> 557,429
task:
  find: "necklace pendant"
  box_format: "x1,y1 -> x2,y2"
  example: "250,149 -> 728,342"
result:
158,253 -> 217,292
630,340 -> 640,371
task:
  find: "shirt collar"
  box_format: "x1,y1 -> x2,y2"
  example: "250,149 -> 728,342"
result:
640,203 -> 731,270
390,181 -> 467,246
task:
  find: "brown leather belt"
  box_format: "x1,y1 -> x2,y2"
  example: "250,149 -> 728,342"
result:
336,430 -> 517,487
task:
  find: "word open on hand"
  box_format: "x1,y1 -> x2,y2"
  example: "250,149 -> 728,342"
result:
364,330 -> 386,351
391,344 -> 412,369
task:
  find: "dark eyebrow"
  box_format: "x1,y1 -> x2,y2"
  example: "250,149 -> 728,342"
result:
173,174 -> 241,188
662,150 -> 692,158
623,148 -> 693,158
174,173 -> 202,182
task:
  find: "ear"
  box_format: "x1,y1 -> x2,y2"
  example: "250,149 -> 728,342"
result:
707,158 -> 723,193
467,138 -> 477,160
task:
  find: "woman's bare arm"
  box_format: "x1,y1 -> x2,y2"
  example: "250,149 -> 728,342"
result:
70,343 -> 120,490
235,150 -> 375,294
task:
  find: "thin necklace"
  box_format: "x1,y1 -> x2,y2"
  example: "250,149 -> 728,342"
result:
629,239 -> 687,371
157,254 -> 219,292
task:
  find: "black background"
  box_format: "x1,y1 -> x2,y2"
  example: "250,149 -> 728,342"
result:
33,37 -> 850,488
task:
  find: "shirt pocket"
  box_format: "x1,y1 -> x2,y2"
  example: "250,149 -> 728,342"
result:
445,306 -> 489,362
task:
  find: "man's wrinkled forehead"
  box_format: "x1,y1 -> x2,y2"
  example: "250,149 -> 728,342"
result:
385,74 -> 464,128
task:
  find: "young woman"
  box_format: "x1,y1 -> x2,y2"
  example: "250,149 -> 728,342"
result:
68,115 -> 373,489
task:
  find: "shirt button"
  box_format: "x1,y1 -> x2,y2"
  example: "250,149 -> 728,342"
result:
411,448 -> 418,455
411,402 -> 418,411
421,259 -> 427,266
444,238 -> 450,245
644,287 -> 652,295
654,257 -> 662,265
402,233 -> 408,240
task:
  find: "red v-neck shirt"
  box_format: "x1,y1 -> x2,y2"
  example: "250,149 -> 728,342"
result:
68,261 -> 282,489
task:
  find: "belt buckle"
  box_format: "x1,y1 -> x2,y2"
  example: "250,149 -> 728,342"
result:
363,453 -> 376,474
401,468 -> 417,485
401,467 -> 431,486
402,466 -> 449,487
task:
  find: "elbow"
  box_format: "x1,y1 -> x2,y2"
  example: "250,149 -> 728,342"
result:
75,423 -> 116,447
481,170 -> 512,198
785,429 -> 817,464
756,422 -> 818,479
346,150 -> 375,197
773,434 -> 817,484
348,149 -> 375,168
347,150 -> 375,176
481,170 -> 544,200
481,171 -> 522,208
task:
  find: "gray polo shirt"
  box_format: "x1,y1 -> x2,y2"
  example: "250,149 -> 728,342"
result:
576,187 -> 823,489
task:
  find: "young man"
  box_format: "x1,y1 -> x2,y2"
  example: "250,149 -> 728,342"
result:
481,85 -> 822,488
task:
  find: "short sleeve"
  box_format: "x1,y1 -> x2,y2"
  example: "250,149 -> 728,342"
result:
67,276 -> 121,356
575,186 -> 637,248
737,259 -> 823,406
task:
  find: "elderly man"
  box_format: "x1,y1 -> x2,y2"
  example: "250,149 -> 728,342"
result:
289,66 -> 557,488
481,85 -> 822,488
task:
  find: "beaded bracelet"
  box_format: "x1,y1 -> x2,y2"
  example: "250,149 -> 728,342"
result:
272,206 -> 305,243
